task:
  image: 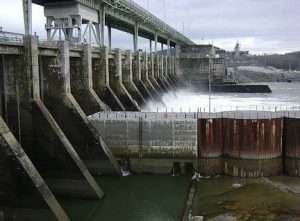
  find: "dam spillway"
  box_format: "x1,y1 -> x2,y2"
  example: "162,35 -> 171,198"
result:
0,36 -> 182,220
0,0 -> 299,220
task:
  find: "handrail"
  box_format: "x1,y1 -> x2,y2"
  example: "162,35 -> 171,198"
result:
0,31 -> 24,43
100,0 -> 194,45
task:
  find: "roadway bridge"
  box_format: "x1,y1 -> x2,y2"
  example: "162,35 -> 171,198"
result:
31,0 -> 193,50
0,0 -> 191,220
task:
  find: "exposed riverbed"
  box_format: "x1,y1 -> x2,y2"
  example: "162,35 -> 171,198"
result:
191,176 -> 300,221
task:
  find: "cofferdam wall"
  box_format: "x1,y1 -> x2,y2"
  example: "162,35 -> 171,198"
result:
89,112 -> 198,174
89,111 -> 300,177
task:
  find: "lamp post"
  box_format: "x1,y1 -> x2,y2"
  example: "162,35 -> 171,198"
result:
207,45 -> 214,114
169,10 -> 177,29
177,20 -> 185,35
206,54 -> 212,113
162,0 -> 166,23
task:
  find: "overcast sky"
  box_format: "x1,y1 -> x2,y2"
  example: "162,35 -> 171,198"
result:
0,0 -> 299,54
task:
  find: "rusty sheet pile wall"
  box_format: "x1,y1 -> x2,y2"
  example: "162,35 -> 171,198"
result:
284,113 -> 300,177
89,111 -> 300,177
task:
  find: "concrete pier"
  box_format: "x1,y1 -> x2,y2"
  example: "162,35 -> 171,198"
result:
71,44 -> 109,114
162,55 -> 176,91
122,50 -> 146,106
1,36 -> 105,200
0,116 -> 69,221
109,49 -> 140,111
155,55 -> 169,92
166,56 -> 179,89
92,46 -> 126,111
140,52 -> 160,99
132,52 -> 154,100
41,41 -> 121,175
148,53 -> 164,94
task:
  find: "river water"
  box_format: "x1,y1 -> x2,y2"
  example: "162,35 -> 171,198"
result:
59,176 -> 190,221
142,82 -> 300,112
61,83 -> 300,221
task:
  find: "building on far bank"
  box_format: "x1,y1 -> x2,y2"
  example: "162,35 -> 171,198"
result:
226,41 -> 254,67
176,44 -> 226,89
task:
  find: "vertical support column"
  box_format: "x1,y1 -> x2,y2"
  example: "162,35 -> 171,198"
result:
83,44 -> 93,89
175,45 -> 180,76
171,56 -> 175,75
135,51 -> 142,82
122,50 -> 146,105
115,49 -> 122,84
149,53 -> 154,79
167,39 -> 170,56
142,52 -> 149,81
46,18 -> 52,41
22,0 -> 32,36
149,40 -> 152,53
156,54 -> 160,79
103,46 -> 110,87
60,41 -> 71,94
161,55 -> 164,77
96,22 -> 101,46
134,22 -> 139,52
154,32 -> 158,54
23,35 -> 40,103
125,50 -> 133,82
161,43 -> 163,52
88,21 -> 92,45
100,6 -> 106,46
108,26 -> 112,51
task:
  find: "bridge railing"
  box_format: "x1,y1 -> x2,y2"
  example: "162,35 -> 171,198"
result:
39,39 -> 59,47
140,105 -> 300,114
121,0 -> 193,44
0,31 -> 24,43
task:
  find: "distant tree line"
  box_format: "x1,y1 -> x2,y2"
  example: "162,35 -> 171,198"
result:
252,52 -> 300,70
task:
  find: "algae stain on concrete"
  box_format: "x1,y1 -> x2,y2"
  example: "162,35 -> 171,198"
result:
59,175 -> 190,221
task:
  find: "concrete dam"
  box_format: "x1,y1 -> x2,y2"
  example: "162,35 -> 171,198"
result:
0,0 -> 299,221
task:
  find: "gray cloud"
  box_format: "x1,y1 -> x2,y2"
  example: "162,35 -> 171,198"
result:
0,0 -> 299,54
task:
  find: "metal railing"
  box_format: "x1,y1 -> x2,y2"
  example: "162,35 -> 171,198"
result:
89,110 -> 300,120
0,31 -> 24,43
140,105 -> 300,113
39,39 -> 59,47
122,0 -> 192,44
100,0 -> 193,45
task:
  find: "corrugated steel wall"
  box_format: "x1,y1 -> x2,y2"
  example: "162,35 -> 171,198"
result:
222,118 -> 283,177
197,118 -> 223,176
284,118 -> 300,176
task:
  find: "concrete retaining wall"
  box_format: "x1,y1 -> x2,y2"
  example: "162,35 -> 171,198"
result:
89,112 -> 198,159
